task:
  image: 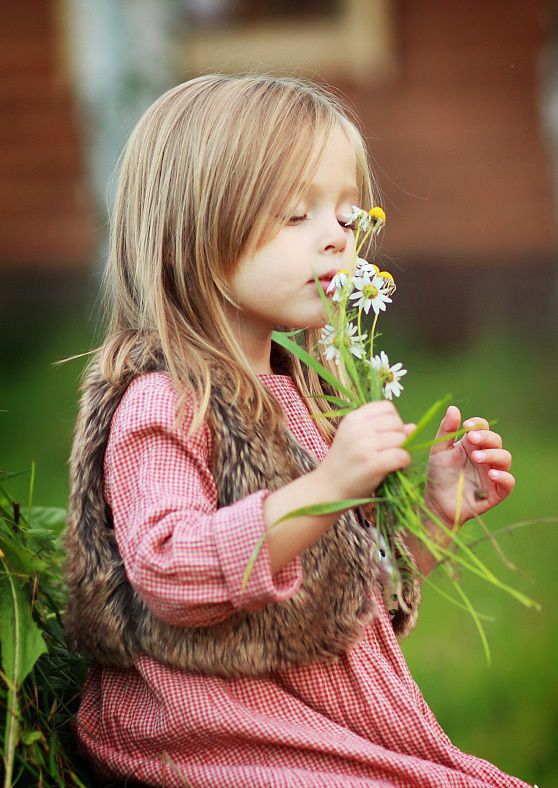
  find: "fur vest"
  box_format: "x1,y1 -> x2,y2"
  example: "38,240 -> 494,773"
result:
64,348 -> 421,677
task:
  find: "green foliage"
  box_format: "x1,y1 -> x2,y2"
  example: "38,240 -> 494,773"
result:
0,476 -> 90,787
0,306 -> 556,787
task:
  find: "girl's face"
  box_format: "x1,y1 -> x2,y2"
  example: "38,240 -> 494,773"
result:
227,125 -> 358,341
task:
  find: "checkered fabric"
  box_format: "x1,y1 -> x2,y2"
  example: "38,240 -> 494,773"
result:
74,372 -> 530,787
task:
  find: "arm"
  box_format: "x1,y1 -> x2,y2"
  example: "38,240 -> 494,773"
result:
106,375 -> 304,627
401,405 -> 515,580
263,467 -> 342,575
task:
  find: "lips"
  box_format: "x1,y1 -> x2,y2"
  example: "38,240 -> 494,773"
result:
307,271 -> 337,287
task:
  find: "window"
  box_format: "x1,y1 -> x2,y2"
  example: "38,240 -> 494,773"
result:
180,0 -> 396,84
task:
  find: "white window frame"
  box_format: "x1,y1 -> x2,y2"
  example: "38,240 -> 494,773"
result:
180,0 -> 396,84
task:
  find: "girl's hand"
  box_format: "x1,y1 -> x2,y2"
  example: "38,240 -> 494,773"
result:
317,401 -> 414,500
424,405 -> 515,529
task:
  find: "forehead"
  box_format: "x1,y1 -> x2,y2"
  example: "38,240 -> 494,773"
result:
301,125 -> 358,198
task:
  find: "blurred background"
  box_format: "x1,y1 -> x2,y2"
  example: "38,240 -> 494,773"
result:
1,0 -> 557,784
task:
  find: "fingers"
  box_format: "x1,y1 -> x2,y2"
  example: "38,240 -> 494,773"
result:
431,405 -> 461,453
470,448 -> 512,470
376,430 -> 411,450
463,417 -> 489,431
464,429 -> 503,450
359,400 -> 400,418
373,415 -> 411,433
486,469 -> 515,498
378,447 -> 411,472
354,401 -> 414,436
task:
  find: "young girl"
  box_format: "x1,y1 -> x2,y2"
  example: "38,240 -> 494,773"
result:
65,74 -> 531,787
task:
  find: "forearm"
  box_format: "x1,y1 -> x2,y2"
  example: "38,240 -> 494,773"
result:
400,514 -> 457,580
264,468 -> 342,575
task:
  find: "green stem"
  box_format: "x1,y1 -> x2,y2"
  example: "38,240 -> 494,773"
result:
395,472 -> 539,609
2,559 -> 20,788
357,304 -> 363,343
356,225 -> 374,257
369,312 -> 379,360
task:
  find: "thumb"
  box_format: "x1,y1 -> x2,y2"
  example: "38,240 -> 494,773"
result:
431,405 -> 461,454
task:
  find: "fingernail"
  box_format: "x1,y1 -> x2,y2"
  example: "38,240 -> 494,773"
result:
473,450 -> 486,461
464,419 -> 475,428
468,431 -> 480,443
488,470 -> 500,480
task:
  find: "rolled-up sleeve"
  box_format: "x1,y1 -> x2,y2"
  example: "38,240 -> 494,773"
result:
103,373 -> 303,627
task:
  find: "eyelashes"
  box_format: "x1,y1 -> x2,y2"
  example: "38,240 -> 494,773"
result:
287,214 -> 357,231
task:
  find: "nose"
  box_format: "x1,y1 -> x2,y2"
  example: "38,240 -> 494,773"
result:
322,215 -> 348,255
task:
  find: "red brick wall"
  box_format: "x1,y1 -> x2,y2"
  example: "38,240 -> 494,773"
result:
1,0 -> 555,273
343,0 -> 557,265
0,0 -> 94,270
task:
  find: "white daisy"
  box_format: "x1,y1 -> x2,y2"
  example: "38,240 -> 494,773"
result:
349,272 -> 392,315
344,205 -> 371,233
354,259 -> 396,296
326,269 -> 350,302
354,257 -> 379,278
368,351 -> 407,400
319,322 -> 367,365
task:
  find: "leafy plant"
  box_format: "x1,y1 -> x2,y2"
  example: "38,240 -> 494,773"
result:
243,206 -> 541,663
0,465 -> 90,787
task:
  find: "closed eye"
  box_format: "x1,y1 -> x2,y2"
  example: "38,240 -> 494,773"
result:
287,214 -> 357,230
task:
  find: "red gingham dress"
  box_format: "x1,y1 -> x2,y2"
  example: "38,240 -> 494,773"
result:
75,371 -> 531,787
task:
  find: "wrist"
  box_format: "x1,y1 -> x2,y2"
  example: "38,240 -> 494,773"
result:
423,491 -> 458,531
308,466 -> 347,508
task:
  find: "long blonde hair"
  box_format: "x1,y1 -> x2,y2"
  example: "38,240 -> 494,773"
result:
86,73 -> 378,440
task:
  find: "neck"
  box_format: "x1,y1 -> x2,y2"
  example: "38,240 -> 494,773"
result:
225,307 -> 274,375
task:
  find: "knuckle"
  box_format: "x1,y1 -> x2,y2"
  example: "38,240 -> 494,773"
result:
399,449 -> 411,466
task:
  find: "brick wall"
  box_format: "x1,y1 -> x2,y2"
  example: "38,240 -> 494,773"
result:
341,0 -> 557,267
0,0 -> 94,270
1,0 -> 555,279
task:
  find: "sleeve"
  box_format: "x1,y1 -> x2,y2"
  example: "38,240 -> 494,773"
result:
104,374 -> 303,627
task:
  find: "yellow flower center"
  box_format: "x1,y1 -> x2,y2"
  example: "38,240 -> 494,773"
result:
363,284 -> 379,300
379,271 -> 396,295
368,206 -> 386,222
379,368 -> 394,384
337,269 -> 349,276
333,334 -> 351,350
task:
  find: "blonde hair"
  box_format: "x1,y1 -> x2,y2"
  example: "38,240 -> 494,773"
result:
81,73 -> 379,441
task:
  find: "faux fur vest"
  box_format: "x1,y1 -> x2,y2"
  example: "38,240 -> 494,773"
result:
64,348 -> 420,678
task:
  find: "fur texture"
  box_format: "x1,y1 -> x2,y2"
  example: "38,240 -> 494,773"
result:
64,351 -> 420,677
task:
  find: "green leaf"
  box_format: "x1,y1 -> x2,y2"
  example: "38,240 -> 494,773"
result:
0,573 -> 48,684
21,730 -> 43,746
28,507 -> 67,536
402,394 -> 452,448
0,470 -> 30,484
0,567 -> 48,786
271,497 -> 377,526
271,330 -> 357,404
309,393 -> 354,409
27,460 -> 36,532
241,497 -> 377,589
453,580 -> 492,666
310,272 -> 335,325
309,408 -> 355,419
0,533 -> 48,575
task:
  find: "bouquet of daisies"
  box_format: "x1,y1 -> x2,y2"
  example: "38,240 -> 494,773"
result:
245,206 -> 539,662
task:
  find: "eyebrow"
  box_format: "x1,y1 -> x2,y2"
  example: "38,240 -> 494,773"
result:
301,182 -> 359,200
